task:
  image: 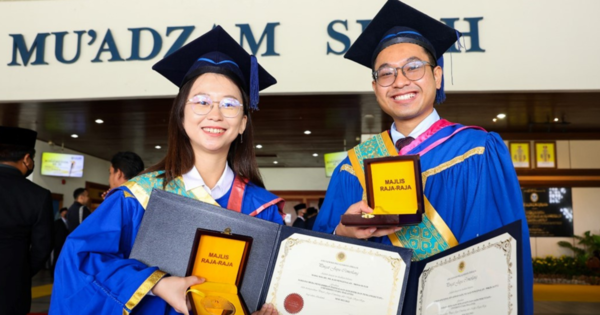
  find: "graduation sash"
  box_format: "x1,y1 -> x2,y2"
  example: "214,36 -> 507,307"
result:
121,171 -> 281,217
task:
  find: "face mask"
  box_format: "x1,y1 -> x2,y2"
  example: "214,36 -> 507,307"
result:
23,159 -> 34,178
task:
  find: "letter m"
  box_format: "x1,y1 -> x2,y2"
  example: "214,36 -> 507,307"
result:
8,33 -> 50,66
235,23 -> 280,56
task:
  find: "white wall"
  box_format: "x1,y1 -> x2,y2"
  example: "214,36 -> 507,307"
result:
30,140 -> 110,208
1,0 -> 600,102
261,167 -> 330,191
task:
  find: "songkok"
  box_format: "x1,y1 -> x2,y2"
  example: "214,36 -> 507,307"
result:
293,203 -> 307,212
0,126 -> 37,149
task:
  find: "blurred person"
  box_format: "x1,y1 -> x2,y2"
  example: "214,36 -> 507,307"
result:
51,26 -> 283,315
52,207 -> 69,270
304,206 -> 318,230
292,203 -> 307,228
103,151 -> 145,198
66,188 -> 90,233
0,126 -> 53,315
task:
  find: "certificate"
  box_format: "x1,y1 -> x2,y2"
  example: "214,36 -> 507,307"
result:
266,233 -> 406,315
417,233 -> 517,315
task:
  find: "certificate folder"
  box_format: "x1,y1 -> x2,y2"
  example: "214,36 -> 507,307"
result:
130,189 -> 414,314
401,220 -> 523,315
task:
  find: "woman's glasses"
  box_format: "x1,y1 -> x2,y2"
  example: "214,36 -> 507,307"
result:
187,94 -> 243,118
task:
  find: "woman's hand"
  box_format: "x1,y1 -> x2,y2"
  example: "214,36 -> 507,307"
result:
252,303 -> 278,315
152,275 -> 205,315
334,200 -> 401,239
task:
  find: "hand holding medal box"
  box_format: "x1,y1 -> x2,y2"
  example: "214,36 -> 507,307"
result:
341,155 -> 424,227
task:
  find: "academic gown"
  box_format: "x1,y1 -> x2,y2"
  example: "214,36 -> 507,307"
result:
313,120 -> 534,315
50,171 -> 284,315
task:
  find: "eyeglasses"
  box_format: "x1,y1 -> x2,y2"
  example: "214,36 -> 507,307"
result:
187,94 -> 243,118
372,60 -> 435,87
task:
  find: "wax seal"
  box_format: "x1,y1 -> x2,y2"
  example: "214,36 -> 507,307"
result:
284,293 -> 304,314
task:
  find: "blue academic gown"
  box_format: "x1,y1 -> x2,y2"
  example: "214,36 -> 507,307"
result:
50,171 -> 283,315
313,123 -> 534,315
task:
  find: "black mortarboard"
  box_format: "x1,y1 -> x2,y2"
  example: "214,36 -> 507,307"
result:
152,25 -> 277,110
293,203 -> 307,211
344,0 -> 461,104
0,126 -> 37,149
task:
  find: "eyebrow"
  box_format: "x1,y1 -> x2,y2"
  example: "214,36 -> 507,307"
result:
189,92 -> 240,101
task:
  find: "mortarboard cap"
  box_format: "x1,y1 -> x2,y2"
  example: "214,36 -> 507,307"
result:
293,203 -> 307,211
344,0 -> 461,104
0,126 -> 37,149
152,25 -> 277,110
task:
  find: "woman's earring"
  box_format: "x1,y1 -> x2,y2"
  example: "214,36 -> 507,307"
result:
240,133 -> 243,144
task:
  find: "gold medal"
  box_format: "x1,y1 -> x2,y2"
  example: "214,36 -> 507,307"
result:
201,296 -> 236,315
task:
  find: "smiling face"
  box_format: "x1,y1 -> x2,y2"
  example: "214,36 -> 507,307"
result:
372,43 -> 442,134
183,73 -> 248,157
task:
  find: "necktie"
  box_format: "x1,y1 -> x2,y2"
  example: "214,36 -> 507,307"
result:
395,136 -> 415,152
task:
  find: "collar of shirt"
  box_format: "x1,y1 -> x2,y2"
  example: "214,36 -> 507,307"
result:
390,109 -> 440,144
181,163 -> 234,200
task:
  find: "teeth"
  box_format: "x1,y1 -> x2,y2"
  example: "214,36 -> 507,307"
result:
203,128 -> 225,134
394,93 -> 416,101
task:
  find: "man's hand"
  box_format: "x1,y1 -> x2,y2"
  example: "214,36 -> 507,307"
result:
152,275 -> 205,315
252,303 -> 278,315
334,201 -> 401,239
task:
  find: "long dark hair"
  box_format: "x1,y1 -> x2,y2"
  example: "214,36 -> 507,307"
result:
145,67 -> 265,188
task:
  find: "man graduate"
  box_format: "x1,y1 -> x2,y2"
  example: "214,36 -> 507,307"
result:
312,1 -> 533,313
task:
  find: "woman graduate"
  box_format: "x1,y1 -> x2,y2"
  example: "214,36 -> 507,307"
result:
50,26 -> 282,315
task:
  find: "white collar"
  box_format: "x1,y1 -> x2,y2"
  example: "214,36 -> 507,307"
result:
390,109 -> 440,145
181,163 -> 234,200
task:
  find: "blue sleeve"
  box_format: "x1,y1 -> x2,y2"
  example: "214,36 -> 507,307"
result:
49,189 -> 166,315
425,133 -> 533,315
313,158 -> 364,233
479,133 -> 533,315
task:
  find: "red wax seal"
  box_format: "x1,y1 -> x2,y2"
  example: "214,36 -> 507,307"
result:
284,293 -> 304,314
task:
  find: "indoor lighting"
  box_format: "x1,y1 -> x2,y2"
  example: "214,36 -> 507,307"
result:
95,119 -> 104,124
493,118 -> 497,122
256,144 -> 263,149
496,113 -> 506,119
313,153 -> 318,157
304,130 -> 311,135
71,134 -> 78,138
273,161 -> 278,164
155,145 -> 161,149
554,118 -> 559,122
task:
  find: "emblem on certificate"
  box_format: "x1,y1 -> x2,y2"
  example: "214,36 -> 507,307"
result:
341,155 -> 424,227
186,228 -> 253,315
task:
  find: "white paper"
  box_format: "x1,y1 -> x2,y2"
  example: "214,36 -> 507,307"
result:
417,233 -> 518,315
266,233 -> 406,315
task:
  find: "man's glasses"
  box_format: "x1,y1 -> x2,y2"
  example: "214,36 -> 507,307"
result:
372,60 -> 435,87
187,94 -> 243,118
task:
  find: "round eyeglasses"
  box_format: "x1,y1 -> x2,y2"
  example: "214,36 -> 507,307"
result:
187,94 -> 243,118
372,60 -> 435,87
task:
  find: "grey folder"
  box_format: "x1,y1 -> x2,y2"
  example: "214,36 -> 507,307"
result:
130,189 -> 414,313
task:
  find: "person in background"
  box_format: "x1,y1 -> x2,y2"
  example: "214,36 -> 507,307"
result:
102,151 -> 145,198
304,207 -> 318,231
52,207 -> 69,271
0,126 -> 53,315
51,26 -> 283,315
292,203 -> 307,228
66,187 -> 90,233
313,1 -> 533,313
